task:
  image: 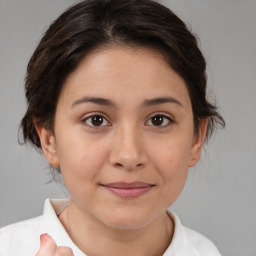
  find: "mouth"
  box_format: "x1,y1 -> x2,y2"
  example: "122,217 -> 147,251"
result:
100,182 -> 155,199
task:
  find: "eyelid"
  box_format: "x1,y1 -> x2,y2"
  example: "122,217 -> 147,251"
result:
145,112 -> 175,127
81,112 -> 111,128
80,112 -> 174,129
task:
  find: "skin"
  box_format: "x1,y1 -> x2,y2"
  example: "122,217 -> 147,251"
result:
36,234 -> 74,256
35,46 -> 208,255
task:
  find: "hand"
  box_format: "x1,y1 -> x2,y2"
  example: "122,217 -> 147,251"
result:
36,234 -> 74,256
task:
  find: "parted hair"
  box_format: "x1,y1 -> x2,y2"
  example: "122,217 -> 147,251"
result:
20,0 -> 225,150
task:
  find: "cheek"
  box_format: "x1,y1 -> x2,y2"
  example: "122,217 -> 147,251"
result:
58,146 -> 108,207
55,132 -> 108,187
155,149 -> 189,206
151,136 -> 192,172
149,137 -> 192,196
156,147 -> 189,186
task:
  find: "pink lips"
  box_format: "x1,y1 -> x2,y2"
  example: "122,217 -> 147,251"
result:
101,182 -> 154,199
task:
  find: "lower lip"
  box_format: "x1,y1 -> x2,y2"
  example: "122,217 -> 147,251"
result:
103,186 -> 153,199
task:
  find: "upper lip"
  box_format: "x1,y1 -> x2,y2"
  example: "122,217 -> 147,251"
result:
102,182 -> 154,189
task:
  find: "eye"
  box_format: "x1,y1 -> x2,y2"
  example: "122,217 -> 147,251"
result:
146,114 -> 173,127
82,114 -> 110,128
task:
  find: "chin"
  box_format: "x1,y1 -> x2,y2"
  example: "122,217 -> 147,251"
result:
102,208 -> 155,230
106,219 -> 150,230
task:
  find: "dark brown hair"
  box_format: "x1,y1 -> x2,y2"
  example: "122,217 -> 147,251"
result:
20,0 -> 225,150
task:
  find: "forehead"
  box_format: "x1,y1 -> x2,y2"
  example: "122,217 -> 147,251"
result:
59,46 -> 191,109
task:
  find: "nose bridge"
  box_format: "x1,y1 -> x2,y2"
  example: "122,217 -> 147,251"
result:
109,121 -> 147,170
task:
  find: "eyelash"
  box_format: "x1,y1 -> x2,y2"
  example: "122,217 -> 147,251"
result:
145,113 -> 174,128
81,113 -> 174,129
81,113 -> 111,129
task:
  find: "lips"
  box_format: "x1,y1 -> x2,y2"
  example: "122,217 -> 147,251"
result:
101,182 -> 154,199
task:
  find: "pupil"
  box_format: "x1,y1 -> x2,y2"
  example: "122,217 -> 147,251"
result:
152,115 -> 163,126
92,116 -> 103,126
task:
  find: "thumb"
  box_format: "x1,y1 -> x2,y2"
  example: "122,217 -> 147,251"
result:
35,233 -> 57,255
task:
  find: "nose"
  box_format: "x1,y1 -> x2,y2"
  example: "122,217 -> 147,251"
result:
109,124 -> 148,171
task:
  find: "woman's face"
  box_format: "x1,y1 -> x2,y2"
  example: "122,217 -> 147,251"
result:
39,47 -> 207,229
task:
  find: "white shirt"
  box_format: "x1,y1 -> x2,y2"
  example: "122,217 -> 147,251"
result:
0,198 -> 221,256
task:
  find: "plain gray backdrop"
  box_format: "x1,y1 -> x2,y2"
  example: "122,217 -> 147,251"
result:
0,0 -> 255,255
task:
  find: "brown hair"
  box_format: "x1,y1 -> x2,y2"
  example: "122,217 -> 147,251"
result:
20,0 -> 225,151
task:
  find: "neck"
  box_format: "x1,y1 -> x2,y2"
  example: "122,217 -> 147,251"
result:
59,199 -> 174,256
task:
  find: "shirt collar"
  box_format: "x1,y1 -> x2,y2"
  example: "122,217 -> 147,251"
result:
43,198 -> 186,256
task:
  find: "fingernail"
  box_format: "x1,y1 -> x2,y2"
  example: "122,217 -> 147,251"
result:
40,233 -> 51,244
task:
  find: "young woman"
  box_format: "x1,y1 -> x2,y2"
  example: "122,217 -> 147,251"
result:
0,0 -> 225,255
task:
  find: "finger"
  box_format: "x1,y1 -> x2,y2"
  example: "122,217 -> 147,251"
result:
55,246 -> 74,256
35,234 -> 57,256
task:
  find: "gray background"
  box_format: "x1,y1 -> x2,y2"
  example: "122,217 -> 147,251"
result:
0,0 -> 255,255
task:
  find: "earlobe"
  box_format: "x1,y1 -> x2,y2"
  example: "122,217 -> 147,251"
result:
34,122 -> 59,167
188,119 -> 208,167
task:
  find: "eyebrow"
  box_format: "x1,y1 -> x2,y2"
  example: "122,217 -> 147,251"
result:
143,97 -> 183,107
71,96 -> 183,108
71,96 -> 116,108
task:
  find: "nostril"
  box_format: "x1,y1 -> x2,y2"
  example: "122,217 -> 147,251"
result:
114,162 -> 144,170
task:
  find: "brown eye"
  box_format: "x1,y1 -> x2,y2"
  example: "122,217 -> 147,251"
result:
91,115 -> 104,126
83,115 -> 110,127
146,114 -> 173,127
151,115 -> 164,126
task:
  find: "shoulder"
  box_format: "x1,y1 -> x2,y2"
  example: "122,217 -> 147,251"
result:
183,226 -> 222,256
0,198 -> 71,256
164,211 -> 222,256
0,216 -> 44,255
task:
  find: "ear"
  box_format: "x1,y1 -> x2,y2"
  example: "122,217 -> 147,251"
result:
34,122 -> 59,167
188,119 -> 208,167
